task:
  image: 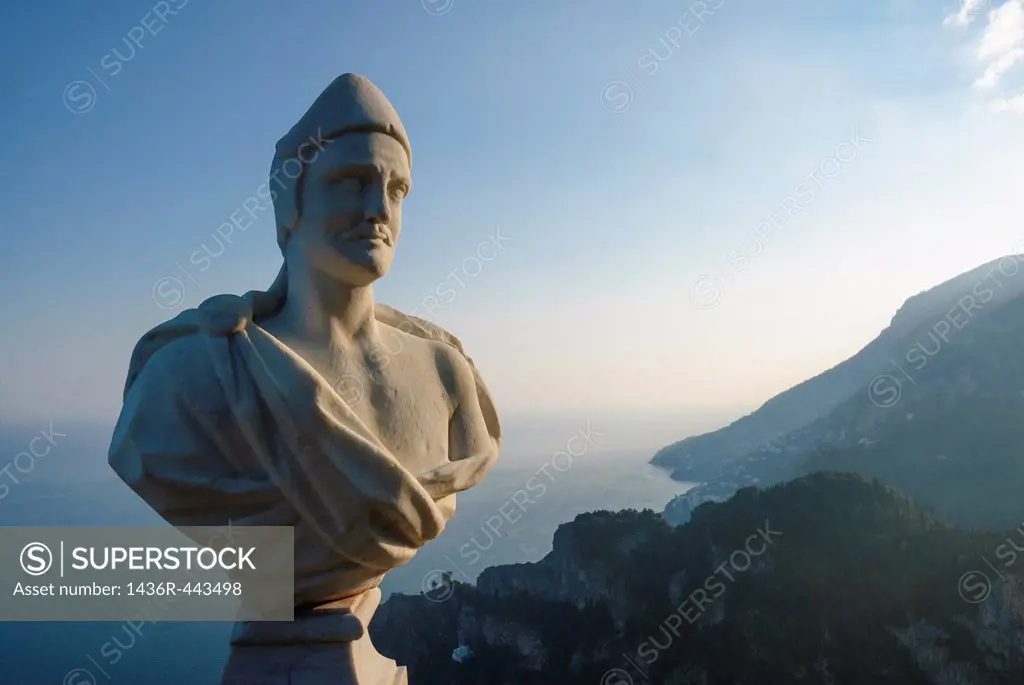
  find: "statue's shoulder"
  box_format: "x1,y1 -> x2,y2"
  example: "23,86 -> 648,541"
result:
129,330 -> 227,414
432,339 -> 479,401
395,326 -> 478,401
145,332 -> 213,373
374,304 -> 478,396
126,294 -> 255,409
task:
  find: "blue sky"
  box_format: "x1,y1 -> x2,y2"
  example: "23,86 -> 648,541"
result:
2,0 -> 1024,427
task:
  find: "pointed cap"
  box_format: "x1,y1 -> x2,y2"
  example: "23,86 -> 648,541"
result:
274,73 -> 410,164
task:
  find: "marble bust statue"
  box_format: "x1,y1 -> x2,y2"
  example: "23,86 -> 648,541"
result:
108,73 -> 502,684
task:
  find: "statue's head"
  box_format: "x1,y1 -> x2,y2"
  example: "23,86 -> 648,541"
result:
271,74 -> 412,288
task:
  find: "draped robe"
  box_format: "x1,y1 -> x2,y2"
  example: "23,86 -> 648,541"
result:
109,277 -> 501,606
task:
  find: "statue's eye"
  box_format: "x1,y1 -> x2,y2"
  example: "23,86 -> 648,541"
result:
325,168 -> 370,190
388,182 -> 409,199
328,175 -> 359,190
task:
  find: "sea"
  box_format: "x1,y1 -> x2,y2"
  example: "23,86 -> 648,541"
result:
0,420 -> 696,684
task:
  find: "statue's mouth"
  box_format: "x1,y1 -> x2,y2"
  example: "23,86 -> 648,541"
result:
346,228 -> 391,246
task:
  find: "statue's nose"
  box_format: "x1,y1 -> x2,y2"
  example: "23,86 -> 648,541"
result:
363,182 -> 391,225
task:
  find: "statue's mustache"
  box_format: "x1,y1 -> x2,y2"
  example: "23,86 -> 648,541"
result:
347,226 -> 391,245
328,220 -> 391,246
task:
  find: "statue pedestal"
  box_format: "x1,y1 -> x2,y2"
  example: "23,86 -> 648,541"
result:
220,588 -> 407,685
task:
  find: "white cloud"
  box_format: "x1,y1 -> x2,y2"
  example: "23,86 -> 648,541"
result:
973,46 -> 1024,87
948,0 -> 1024,110
991,91 -> 1024,109
977,0 -> 1024,59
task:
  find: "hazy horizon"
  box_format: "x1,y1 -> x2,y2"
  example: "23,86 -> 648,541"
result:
0,407 -> 741,486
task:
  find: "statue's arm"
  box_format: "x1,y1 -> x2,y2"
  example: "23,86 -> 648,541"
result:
447,352 -> 494,465
413,346 -> 500,499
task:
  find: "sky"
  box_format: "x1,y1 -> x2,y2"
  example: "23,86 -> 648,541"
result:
1,0 -> 1024,434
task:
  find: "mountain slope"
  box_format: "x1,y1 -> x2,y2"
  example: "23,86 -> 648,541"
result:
664,278 -> 1024,527
796,397 -> 1024,530
652,255 -> 1024,481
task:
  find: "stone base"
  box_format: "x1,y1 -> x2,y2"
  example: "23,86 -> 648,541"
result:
220,588 -> 407,685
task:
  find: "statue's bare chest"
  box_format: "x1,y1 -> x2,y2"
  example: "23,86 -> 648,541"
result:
287,338 -> 453,474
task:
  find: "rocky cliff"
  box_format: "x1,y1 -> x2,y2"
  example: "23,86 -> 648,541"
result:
372,472 -> 1024,684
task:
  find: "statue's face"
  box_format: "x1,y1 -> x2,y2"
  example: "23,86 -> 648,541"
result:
290,131 -> 411,286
